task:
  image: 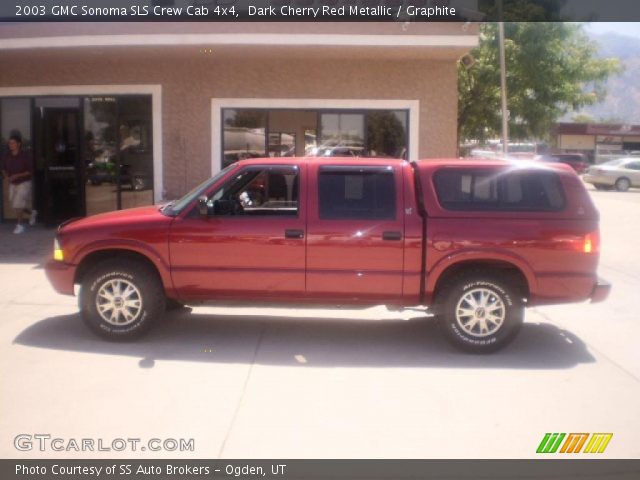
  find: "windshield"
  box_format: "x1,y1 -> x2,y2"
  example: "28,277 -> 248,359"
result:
165,164 -> 237,214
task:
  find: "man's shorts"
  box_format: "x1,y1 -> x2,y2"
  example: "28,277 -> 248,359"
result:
9,180 -> 32,210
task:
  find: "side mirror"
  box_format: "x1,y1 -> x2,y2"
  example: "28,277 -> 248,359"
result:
198,195 -> 209,216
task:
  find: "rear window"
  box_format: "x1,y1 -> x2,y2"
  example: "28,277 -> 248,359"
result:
434,169 -> 566,212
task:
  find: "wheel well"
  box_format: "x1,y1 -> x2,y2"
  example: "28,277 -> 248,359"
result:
74,249 -> 161,286
433,260 -> 530,303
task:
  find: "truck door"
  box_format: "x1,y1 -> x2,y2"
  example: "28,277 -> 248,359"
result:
169,164 -> 306,300
305,164 -> 405,303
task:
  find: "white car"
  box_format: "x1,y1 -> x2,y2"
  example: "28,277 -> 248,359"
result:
583,157 -> 640,192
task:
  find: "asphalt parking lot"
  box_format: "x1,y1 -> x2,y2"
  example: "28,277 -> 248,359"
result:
1,185 -> 639,459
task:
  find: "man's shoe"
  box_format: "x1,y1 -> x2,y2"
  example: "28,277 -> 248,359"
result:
29,210 -> 38,226
13,224 -> 25,234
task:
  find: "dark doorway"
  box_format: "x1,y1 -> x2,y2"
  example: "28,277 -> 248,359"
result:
39,107 -> 83,225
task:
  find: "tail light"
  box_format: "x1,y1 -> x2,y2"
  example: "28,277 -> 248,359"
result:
583,230 -> 599,254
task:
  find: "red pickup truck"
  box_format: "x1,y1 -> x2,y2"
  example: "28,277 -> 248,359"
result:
45,158 -> 610,352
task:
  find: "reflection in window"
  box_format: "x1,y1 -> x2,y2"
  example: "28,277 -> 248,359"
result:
316,111 -> 407,159
119,96 -> 153,210
317,113 -> 365,157
84,97 -> 118,216
366,111 -> 407,159
83,95 -> 153,215
223,109 -> 266,168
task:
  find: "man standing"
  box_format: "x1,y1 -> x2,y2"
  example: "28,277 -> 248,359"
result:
2,132 -> 37,234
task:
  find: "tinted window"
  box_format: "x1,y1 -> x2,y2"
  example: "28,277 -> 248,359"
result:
318,167 -> 396,220
434,169 -> 565,212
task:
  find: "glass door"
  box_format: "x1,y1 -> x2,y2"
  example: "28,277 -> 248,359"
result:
40,107 -> 82,225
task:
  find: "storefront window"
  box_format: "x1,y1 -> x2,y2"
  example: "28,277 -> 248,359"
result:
221,108 -> 408,166
366,110 -> 408,159
118,96 -> 153,210
84,97 -> 118,216
84,95 -> 153,215
222,109 -> 266,168
318,113 -> 365,157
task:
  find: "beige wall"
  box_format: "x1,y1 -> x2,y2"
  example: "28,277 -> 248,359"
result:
0,46 -> 459,199
559,134 -> 596,150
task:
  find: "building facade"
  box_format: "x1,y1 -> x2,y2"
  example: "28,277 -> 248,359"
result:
554,122 -> 640,164
0,22 -> 478,224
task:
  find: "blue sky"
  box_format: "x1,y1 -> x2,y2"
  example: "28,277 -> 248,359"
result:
585,22 -> 640,39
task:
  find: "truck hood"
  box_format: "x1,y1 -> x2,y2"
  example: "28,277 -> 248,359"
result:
60,205 -> 166,232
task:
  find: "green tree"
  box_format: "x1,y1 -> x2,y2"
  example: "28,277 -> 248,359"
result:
571,113 -> 596,124
458,23 -> 621,143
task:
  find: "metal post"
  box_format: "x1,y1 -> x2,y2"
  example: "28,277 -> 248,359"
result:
498,2 -> 509,155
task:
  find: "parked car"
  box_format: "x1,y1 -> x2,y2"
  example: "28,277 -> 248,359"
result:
583,157 -> 640,191
45,158 -> 610,353
535,153 -> 589,174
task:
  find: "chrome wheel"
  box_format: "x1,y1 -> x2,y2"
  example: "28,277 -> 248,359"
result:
95,279 -> 143,326
455,288 -> 505,338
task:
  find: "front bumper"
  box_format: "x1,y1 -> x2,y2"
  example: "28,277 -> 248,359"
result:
44,258 -> 76,296
590,277 -> 611,303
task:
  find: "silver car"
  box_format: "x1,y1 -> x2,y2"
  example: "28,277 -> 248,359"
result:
583,157 -> 640,192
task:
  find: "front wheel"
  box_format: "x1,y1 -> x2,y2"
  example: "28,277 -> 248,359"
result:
437,273 -> 524,353
80,259 -> 166,340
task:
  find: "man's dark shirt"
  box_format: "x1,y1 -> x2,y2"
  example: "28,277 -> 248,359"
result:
2,150 -> 32,185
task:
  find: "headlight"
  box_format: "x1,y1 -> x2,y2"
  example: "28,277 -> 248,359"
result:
53,237 -> 64,261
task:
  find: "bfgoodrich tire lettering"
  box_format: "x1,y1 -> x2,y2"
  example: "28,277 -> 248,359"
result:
438,274 -> 524,353
80,259 -> 166,340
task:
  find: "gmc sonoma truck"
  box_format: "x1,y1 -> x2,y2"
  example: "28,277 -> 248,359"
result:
45,158 -> 611,353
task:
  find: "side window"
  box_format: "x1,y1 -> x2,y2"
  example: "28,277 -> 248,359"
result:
318,167 -> 396,220
502,171 -> 565,211
434,170 -> 498,208
207,166 -> 299,216
625,161 -> 640,171
434,169 -> 565,212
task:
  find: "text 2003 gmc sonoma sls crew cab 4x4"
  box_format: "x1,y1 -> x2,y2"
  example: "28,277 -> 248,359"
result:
45,158 -> 611,353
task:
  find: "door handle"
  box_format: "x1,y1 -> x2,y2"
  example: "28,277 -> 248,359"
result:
382,231 -> 402,241
285,229 -> 305,239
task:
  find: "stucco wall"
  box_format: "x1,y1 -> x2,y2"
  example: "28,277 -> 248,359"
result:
0,47 -> 459,198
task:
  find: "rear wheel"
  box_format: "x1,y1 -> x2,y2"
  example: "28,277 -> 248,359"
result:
80,258 -> 165,340
615,177 -> 631,192
437,273 -> 524,353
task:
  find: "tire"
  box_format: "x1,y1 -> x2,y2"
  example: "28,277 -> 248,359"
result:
615,177 -> 631,192
437,272 -> 524,353
79,258 -> 166,340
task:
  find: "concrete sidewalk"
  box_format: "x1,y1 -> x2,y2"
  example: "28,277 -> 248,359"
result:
0,223 -> 55,264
